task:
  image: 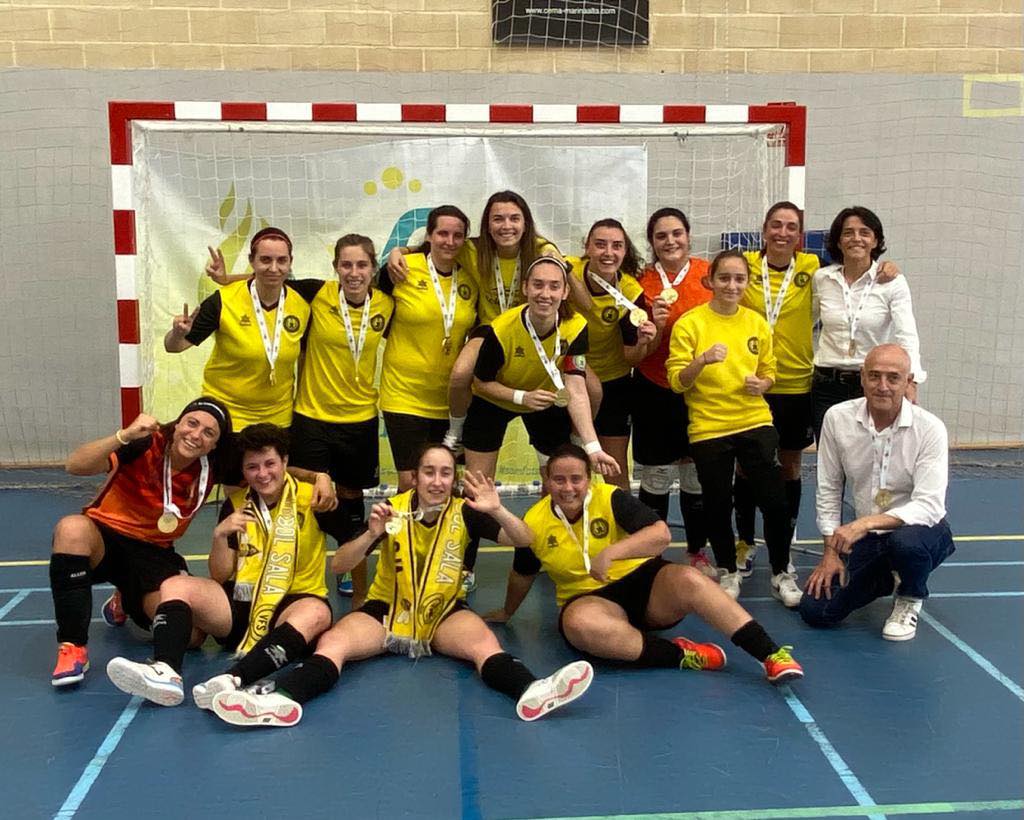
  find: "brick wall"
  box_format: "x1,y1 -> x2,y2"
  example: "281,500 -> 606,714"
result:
1,0 -> 1020,73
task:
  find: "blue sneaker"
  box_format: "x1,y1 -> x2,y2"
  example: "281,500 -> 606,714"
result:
336,573 -> 354,597
102,590 -> 127,627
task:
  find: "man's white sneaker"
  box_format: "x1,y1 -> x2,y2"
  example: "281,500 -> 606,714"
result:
106,658 -> 183,706
771,571 -> 803,608
211,690 -> 303,728
442,431 -> 464,458
719,571 -> 742,600
192,673 -> 241,710
882,595 -> 923,641
516,660 -> 593,722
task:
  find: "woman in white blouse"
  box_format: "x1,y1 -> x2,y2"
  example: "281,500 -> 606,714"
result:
811,206 -> 925,441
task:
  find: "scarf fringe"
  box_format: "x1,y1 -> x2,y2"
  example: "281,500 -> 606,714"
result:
384,632 -> 433,659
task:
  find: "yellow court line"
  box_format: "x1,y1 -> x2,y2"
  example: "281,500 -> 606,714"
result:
1,534 -> 1021,567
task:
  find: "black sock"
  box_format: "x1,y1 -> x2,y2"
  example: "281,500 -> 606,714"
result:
638,489 -> 669,521
463,535 -> 480,572
274,653 -> 340,704
480,652 -> 536,700
730,620 -> 779,663
635,634 -> 683,668
152,600 -> 193,674
679,492 -> 708,555
50,553 -> 93,646
734,474 -> 756,544
785,479 -> 802,532
228,622 -> 309,686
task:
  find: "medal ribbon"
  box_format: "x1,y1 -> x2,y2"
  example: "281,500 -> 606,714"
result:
524,308 -> 565,391
338,286 -> 371,382
493,256 -> 521,313
553,490 -> 593,573
162,450 -> 209,522
587,269 -> 642,316
655,260 -> 690,289
871,425 -> 896,497
249,281 -> 287,383
427,255 -> 458,342
760,255 -> 797,330
838,261 -> 878,355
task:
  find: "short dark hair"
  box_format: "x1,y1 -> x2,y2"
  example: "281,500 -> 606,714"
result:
546,442 -> 590,477
645,207 -> 691,264
826,206 -> 887,263
236,423 -> 290,460
249,227 -> 293,259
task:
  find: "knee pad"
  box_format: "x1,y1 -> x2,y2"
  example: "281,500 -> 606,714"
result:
677,461 -> 702,495
638,464 -> 673,495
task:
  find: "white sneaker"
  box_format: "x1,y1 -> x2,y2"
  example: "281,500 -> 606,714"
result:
211,690 -> 303,728
106,657 -> 183,706
441,431 -> 464,457
461,570 -> 477,594
719,571 -> 742,600
516,660 -> 593,722
882,595 -> 923,641
771,571 -> 803,608
192,673 -> 241,710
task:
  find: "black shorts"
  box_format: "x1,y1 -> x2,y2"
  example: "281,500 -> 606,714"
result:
358,597 -> 469,624
630,371 -> 691,464
216,584 -> 333,651
594,375 -> 632,438
558,557 -> 677,640
462,396 -> 570,456
765,392 -> 814,452
91,523 -> 189,629
382,412 -> 450,472
291,412 -> 380,489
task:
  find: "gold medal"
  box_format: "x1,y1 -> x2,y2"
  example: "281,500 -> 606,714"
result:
442,336 -> 452,355
268,370 -> 277,387
660,287 -> 678,305
874,488 -> 893,509
629,308 -> 647,327
385,518 -> 402,536
157,512 -> 179,534
553,388 -> 570,408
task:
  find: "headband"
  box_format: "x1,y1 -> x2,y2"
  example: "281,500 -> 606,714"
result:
178,399 -> 229,436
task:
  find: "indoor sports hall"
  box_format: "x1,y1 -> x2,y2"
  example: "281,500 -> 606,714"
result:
1,4 -> 1022,820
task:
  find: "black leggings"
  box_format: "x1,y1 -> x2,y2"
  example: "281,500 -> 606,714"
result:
690,426 -> 792,574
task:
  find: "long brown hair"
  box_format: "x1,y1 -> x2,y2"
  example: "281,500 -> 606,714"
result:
477,191 -> 542,306
584,218 -> 643,277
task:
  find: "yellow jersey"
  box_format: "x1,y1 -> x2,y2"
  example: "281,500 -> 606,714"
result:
566,257 -> 643,382
666,303 -> 776,443
741,251 -> 818,394
379,253 -> 478,419
459,237 -> 560,325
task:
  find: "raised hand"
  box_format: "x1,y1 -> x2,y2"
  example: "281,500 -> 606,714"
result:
121,413 -> 160,442
205,246 -> 228,284
463,470 -> 500,514
170,303 -> 198,338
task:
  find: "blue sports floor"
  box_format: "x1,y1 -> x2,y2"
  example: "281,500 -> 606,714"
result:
0,460 -> 1021,820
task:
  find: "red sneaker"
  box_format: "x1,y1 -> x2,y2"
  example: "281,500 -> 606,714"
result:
102,590 -> 127,627
688,550 -> 719,578
672,636 -> 727,671
52,642 -> 90,687
764,646 -> 804,684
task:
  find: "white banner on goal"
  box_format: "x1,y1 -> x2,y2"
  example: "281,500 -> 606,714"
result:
134,136 -> 648,422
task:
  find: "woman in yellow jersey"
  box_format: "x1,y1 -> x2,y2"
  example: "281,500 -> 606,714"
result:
629,208 -> 713,574
208,445 -> 594,728
565,219 -> 651,491
378,206 -> 478,491
734,204 -> 903,577
484,444 -> 804,685
387,191 -> 558,452
165,227 -> 310,431
462,256 -> 621,480
666,250 -> 802,606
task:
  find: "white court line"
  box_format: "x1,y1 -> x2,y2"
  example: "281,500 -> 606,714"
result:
0,589 -> 31,619
920,610 -> 1024,704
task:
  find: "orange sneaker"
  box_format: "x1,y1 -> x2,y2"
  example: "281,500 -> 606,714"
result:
52,642 -> 90,687
672,636 -> 727,671
764,646 -> 804,684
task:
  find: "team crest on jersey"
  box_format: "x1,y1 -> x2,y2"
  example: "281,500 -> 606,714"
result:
601,306 -> 618,324
590,518 -> 609,538
546,534 -> 558,550
794,272 -> 811,288
514,345 -> 526,358
415,279 -> 428,290
370,314 -> 386,332
747,336 -> 759,354
239,314 -> 251,326
457,283 -> 472,300
283,315 -> 301,332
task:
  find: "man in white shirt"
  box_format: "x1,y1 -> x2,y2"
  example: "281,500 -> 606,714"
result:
801,343 -> 954,640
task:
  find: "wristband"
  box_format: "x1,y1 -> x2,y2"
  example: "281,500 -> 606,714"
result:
512,389 -> 526,406
114,429 -> 130,446
583,441 -> 602,455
